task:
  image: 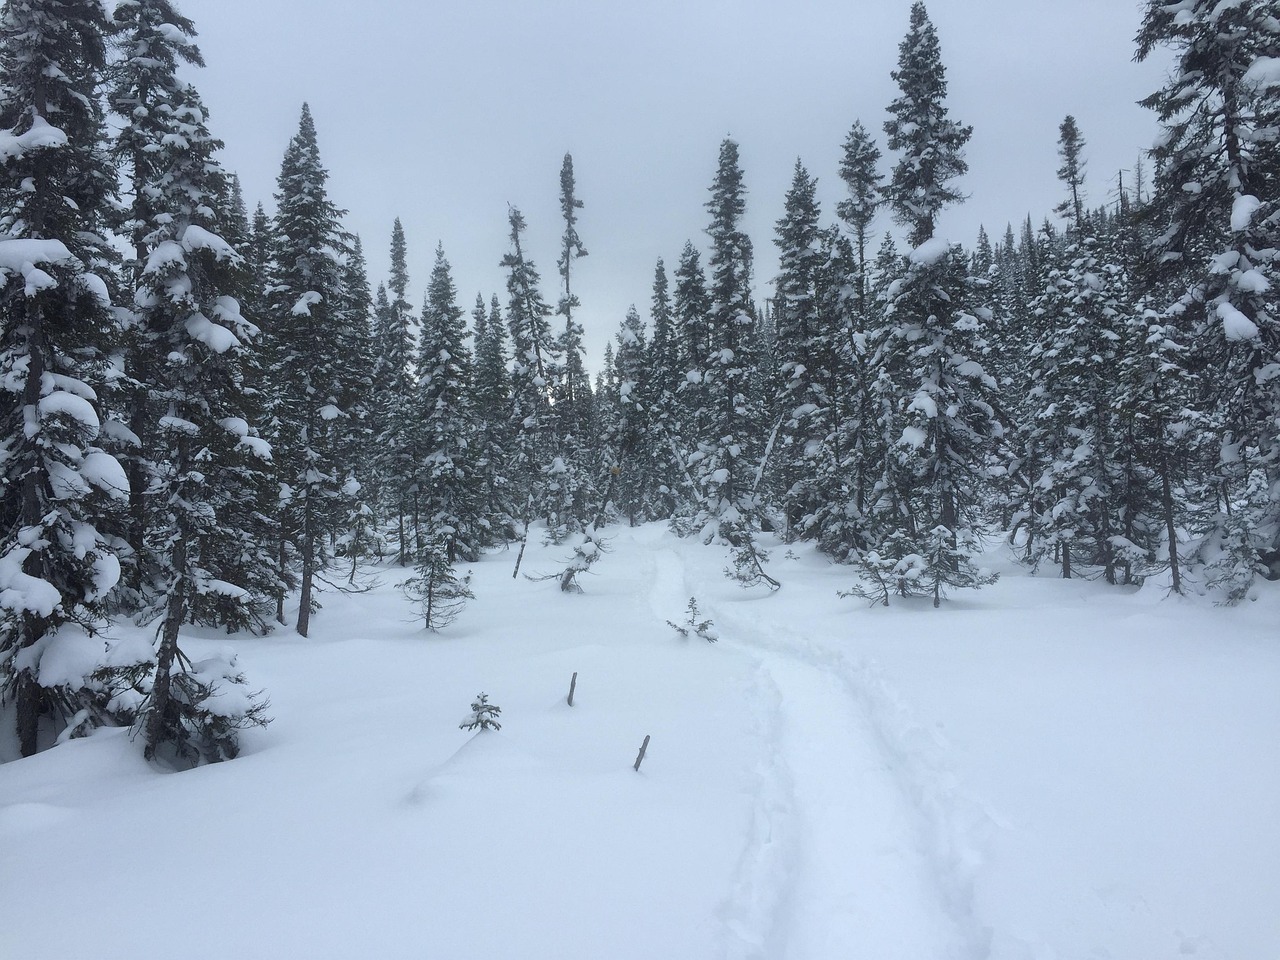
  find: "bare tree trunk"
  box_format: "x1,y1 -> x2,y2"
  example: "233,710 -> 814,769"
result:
145,537 -> 187,760
16,664 -> 41,758
297,501 -> 314,637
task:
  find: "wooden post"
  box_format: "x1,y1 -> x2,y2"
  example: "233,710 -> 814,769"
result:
633,734 -> 650,772
567,671 -> 578,707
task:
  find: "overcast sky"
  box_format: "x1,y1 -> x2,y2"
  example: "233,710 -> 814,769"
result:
181,0 -> 1169,369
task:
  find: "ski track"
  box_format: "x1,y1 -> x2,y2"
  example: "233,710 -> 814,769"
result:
649,546 -> 798,958
654,539 -> 998,959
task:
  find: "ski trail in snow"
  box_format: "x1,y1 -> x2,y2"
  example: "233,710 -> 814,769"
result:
708,598 -> 998,960
647,546 -> 800,958
719,659 -> 799,960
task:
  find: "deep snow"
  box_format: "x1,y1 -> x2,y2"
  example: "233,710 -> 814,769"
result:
2,524 -> 1278,960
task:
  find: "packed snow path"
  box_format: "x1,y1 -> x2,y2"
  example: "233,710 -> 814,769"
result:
3,524 -> 1278,959
650,545 -> 990,959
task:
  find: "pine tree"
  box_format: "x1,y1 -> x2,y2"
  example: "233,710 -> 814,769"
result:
837,119 -> 883,315
263,104 -> 353,636
647,258 -> 683,515
418,242 -> 479,562
691,139 -> 769,554
672,241 -> 711,457
374,218 -> 418,563
471,292 -> 514,545
1137,0 -> 1280,599
0,0 -> 126,756
109,1 -> 279,770
1055,115 -> 1087,229
856,5 -> 998,606
883,2 -> 973,248
772,160 -> 825,535
401,533 -> 472,631
502,206 -> 560,565
613,305 -> 656,524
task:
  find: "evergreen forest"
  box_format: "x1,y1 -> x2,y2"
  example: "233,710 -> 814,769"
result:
2,0 -> 1278,765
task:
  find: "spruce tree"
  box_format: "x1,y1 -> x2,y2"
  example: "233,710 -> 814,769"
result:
0,0 -> 126,756
856,4 -> 999,606
691,139 -> 769,553
471,292 -> 514,545
109,0 -> 278,685
1137,0 -> 1280,599
263,104 -> 353,636
647,258 -> 683,515
771,160 -> 825,536
837,119 -> 883,315
883,2 -> 973,247
502,206 -> 559,566
1055,115 -> 1087,229
375,218 -> 418,563
418,242 -> 479,562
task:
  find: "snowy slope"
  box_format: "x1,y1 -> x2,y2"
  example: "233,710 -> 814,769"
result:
2,525 -> 1277,960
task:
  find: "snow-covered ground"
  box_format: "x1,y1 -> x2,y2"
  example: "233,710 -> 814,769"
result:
3,525 -> 1278,960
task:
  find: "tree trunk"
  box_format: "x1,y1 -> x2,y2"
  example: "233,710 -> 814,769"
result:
144,535 -> 187,761
16,667 -> 41,758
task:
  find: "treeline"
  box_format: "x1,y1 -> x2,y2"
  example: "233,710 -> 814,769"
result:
1,1 -> 1276,764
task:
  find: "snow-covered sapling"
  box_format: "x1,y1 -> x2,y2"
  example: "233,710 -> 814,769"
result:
401,536 -> 474,630
667,597 -> 718,642
528,526 -> 610,593
459,692 -> 502,732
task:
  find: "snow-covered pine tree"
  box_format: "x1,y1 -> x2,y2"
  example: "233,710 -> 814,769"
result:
110,0 -> 278,667
334,234 -> 380,572
502,206 -> 560,567
1137,0 -> 1280,600
647,258 -> 683,516
471,292 -> 515,546
807,120 -> 884,561
418,242 -> 480,563
1024,223 -> 1136,581
374,218 -> 419,564
855,0 -> 1000,606
1055,115 -> 1087,228
883,2 -> 974,250
0,0 -> 128,757
671,241 -> 711,469
771,160 -> 825,537
401,532 -> 472,631
836,119 -> 883,317
552,153 -> 593,531
691,140 -> 767,541
612,305 -> 657,524
263,104 -> 353,637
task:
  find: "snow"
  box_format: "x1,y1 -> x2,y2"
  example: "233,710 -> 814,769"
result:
1231,194 -> 1262,232
38,391 -> 100,436
909,236 -> 952,266
1219,300 -> 1260,341
0,115 -> 68,162
2,527 -> 1278,960
80,449 -> 129,500
318,404 -> 341,421
181,224 -> 237,261
185,311 -> 241,354
901,424 -> 928,448
907,391 -> 938,418
0,547 -> 61,618
292,290 -> 322,316
1243,55 -> 1280,90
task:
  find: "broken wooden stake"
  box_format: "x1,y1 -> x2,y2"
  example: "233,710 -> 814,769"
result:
633,734 -> 651,772
567,671 -> 578,707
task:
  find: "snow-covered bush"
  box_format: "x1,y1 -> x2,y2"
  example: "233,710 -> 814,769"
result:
459,692 -> 502,732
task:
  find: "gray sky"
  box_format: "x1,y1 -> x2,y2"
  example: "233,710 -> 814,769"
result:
182,0 -> 1169,368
